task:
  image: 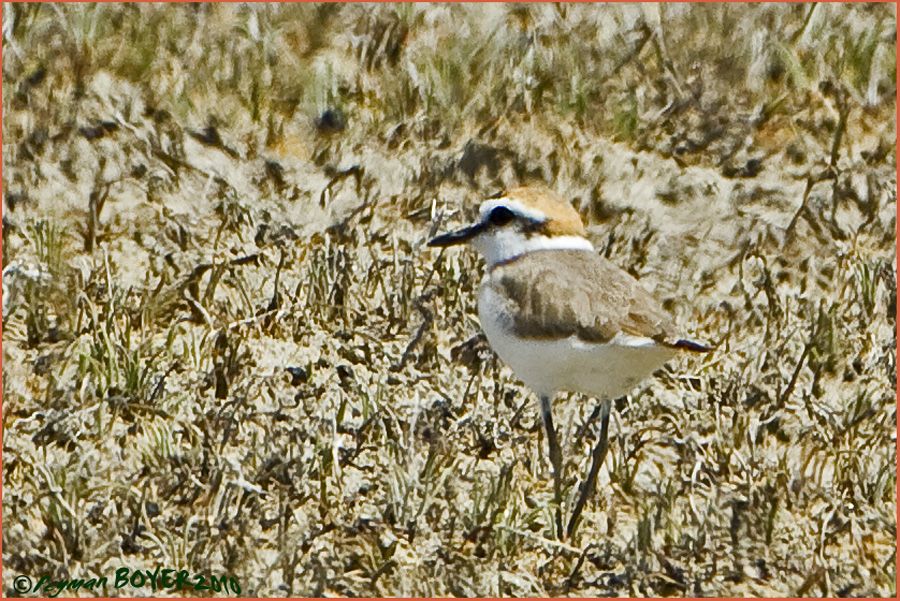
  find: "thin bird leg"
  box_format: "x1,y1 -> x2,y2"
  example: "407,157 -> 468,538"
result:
566,398 -> 612,540
540,395 -> 564,539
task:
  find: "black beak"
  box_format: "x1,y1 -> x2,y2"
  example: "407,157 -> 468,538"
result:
427,222 -> 485,248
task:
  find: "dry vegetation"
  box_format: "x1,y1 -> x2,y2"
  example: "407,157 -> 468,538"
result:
2,3 -> 896,597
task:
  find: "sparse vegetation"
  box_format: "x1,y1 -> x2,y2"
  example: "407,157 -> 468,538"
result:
2,3 -> 896,597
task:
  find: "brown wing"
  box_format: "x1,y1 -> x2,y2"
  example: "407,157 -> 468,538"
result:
485,250 -> 678,344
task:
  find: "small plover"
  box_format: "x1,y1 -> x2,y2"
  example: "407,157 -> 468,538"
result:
429,186 -> 710,538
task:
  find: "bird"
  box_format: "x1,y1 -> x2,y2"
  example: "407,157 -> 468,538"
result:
428,185 -> 711,539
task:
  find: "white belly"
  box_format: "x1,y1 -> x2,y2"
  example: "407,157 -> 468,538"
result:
478,287 -> 676,399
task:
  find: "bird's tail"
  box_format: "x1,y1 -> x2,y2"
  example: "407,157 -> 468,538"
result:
666,338 -> 714,353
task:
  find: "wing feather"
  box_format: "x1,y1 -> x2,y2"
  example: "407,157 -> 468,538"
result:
485,250 -> 677,344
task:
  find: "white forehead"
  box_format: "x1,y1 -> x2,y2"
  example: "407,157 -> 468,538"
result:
478,197 -> 547,223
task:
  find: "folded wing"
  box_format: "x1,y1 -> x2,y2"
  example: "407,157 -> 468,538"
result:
487,249 -> 709,352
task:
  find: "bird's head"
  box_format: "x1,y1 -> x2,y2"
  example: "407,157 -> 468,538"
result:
428,186 -> 593,266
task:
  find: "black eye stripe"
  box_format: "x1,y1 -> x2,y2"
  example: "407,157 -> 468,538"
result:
488,206 -> 515,226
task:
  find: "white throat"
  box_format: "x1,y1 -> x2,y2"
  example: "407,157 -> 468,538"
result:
472,229 -> 594,267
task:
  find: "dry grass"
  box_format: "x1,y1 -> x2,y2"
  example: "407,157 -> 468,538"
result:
2,3 -> 896,597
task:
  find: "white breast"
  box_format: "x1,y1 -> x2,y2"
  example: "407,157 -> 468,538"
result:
477,285 -> 676,400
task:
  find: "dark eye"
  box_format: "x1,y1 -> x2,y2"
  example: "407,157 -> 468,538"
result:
488,206 -> 515,227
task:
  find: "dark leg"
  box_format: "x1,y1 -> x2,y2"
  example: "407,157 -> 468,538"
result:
539,395 -> 564,539
566,398 -> 612,540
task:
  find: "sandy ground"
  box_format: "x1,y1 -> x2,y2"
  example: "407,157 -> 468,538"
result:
2,3 -> 896,597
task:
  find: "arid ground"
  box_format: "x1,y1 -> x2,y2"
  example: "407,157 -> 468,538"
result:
2,3 -> 896,597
